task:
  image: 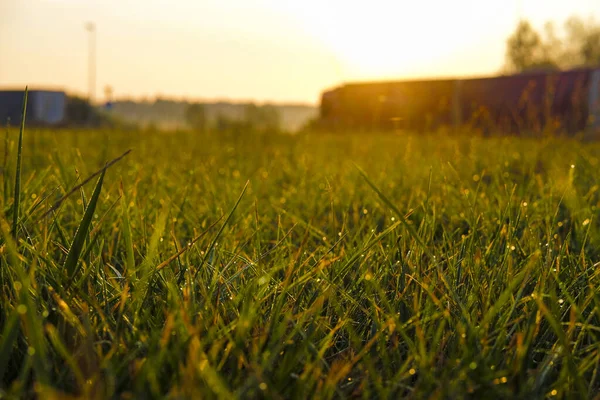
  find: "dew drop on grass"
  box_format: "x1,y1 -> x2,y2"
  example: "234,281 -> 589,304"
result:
409,368 -> 416,375
583,218 -> 590,226
17,305 -> 27,315
258,276 -> 268,286
27,347 -> 35,356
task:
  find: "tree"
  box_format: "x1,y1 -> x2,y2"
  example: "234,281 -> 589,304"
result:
243,104 -> 281,133
564,16 -> 600,66
505,16 -> 600,73
505,20 -> 559,72
184,103 -> 207,132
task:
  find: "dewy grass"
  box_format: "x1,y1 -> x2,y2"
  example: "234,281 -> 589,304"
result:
2,123 -> 600,398
11,87 -> 27,238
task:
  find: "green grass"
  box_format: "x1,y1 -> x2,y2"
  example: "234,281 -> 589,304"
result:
2,123 -> 600,398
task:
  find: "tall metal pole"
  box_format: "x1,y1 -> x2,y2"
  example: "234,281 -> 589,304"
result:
85,22 -> 96,104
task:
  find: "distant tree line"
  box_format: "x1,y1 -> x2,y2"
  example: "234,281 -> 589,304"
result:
107,99 -> 316,132
506,16 -> 600,72
185,102 -> 281,135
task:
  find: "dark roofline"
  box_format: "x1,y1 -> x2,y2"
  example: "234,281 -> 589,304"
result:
0,87 -> 66,94
330,66 -> 600,91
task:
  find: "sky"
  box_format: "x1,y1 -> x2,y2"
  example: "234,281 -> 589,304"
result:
0,0 -> 598,104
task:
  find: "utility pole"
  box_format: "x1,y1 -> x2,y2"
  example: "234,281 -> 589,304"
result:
85,22 -> 96,104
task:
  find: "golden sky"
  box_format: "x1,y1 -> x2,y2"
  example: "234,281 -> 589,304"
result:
1,0 -> 598,104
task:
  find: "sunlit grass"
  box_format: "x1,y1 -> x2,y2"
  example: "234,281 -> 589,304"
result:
2,124 -> 600,398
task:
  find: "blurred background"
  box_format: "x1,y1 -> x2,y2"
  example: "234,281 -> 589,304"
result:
0,0 -> 599,132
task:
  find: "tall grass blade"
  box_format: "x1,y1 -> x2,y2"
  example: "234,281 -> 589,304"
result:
120,188 -> 135,275
132,204 -> 169,316
63,169 -> 105,280
196,180 -> 248,280
0,308 -> 20,383
11,87 -> 27,237
355,164 -> 430,256
39,149 -> 130,220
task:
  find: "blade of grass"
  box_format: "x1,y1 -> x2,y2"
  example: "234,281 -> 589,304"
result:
63,168 -> 105,280
3,119 -> 10,203
131,204 -> 169,316
11,87 -> 27,237
0,307 -> 20,383
120,184 -> 136,275
194,180 -> 248,280
156,216 -> 222,271
355,164 -> 431,257
38,149 -> 130,220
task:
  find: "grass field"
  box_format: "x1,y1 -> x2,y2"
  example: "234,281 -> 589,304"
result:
2,123 -> 600,398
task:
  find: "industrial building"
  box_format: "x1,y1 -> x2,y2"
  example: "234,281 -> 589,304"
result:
0,89 -> 67,126
320,67 -> 600,138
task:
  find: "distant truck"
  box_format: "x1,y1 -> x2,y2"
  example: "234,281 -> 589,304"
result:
320,67 -> 600,139
0,89 -> 66,126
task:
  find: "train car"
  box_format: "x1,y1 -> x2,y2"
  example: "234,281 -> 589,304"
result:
321,79 -> 455,132
0,89 -> 67,126
320,67 -> 600,138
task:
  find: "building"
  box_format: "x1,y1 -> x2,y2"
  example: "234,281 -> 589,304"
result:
320,67 -> 600,138
0,89 -> 67,126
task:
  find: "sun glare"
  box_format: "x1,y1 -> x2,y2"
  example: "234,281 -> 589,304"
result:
285,1 -> 462,78
278,0 -> 518,81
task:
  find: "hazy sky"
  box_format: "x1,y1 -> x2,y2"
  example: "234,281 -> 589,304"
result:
1,0 -> 598,104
